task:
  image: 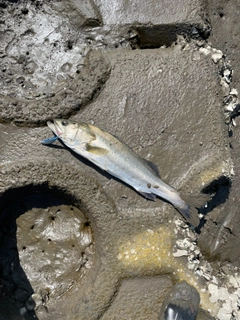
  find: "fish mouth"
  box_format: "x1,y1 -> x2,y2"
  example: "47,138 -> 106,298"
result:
47,120 -> 62,137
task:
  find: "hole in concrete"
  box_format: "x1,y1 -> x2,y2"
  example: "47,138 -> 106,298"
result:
202,176 -> 231,197
0,184 -> 94,313
0,161 -> 119,319
21,7 -> 28,14
136,25 -> 177,48
66,40 -> 73,50
196,176 -> 231,231
0,3 -> 7,8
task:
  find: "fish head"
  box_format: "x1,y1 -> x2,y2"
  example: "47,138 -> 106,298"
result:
47,119 -> 96,148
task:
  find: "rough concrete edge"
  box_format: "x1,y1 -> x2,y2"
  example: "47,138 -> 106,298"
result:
171,41 -> 235,193
0,50 -> 111,127
199,45 -> 240,128
172,40 -> 240,320
0,157 -> 123,320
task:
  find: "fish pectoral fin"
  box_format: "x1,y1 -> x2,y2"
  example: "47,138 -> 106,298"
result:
85,143 -> 109,155
138,191 -> 156,201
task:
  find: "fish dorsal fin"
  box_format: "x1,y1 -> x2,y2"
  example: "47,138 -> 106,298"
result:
79,122 -> 96,140
112,133 -> 160,177
139,158 -> 160,177
85,143 -> 109,155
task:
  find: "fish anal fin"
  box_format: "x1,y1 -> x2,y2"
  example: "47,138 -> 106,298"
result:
138,191 -> 156,201
85,144 -> 109,155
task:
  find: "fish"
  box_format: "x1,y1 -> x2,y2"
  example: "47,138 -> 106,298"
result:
44,119 -> 210,226
158,281 -> 200,320
41,136 -> 59,145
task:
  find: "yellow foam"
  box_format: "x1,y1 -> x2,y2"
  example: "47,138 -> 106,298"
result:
117,225 -> 219,315
199,163 -> 225,186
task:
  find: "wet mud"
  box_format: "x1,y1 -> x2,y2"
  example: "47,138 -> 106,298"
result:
0,0 -> 240,319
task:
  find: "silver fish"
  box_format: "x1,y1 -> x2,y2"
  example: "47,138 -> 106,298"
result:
158,281 -> 200,320
45,119 -> 210,226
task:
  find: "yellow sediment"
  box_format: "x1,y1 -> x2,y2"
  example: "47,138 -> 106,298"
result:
193,159 -> 231,188
117,225 -> 219,316
199,163 -> 225,186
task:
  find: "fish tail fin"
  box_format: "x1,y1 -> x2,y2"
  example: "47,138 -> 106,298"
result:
176,193 -> 211,227
175,203 -> 200,227
181,193 -> 212,209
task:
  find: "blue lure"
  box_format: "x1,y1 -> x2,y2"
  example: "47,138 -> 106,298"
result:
41,136 -> 58,145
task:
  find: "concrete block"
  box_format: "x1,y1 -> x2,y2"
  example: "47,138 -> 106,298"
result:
97,0 -> 206,26
95,0 -> 211,46
101,276 -> 172,320
0,41 -> 231,319
74,43 -> 231,213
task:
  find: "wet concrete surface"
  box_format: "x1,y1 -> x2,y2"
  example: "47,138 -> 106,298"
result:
101,276 -> 173,320
0,0 -> 240,319
198,0 -> 240,267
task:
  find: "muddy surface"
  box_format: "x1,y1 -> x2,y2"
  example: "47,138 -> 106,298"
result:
0,0 -> 240,319
198,0 -> 240,267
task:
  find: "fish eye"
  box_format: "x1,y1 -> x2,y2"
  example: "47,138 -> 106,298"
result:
61,120 -> 68,126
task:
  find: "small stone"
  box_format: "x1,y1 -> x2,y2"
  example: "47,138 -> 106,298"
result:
229,275 -> 239,288
188,263 -> 196,270
212,50 -> 223,63
224,103 -> 235,112
230,88 -> 238,96
217,308 -> 231,320
173,249 -> 188,257
211,276 -> 218,285
208,283 -> 219,303
202,273 -> 211,281
199,47 -> 211,56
